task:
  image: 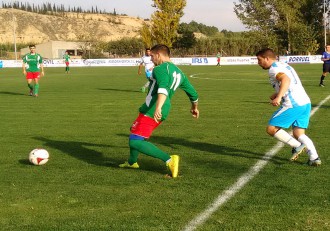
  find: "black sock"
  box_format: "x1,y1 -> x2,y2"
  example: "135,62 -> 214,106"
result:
320,75 -> 325,84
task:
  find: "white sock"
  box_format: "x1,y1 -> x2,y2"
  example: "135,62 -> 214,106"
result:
298,134 -> 319,160
274,129 -> 301,147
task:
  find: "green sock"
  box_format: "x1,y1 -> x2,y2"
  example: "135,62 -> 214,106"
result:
128,147 -> 140,164
34,83 -> 39,95
129,139 -> 170,163
27,83 -> 33,90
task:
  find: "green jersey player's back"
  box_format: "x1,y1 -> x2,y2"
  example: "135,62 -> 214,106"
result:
64,54 -> 70,62
23,53 -> 43,72
139,61 -> 198,120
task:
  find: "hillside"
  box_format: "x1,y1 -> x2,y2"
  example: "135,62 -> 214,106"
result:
0,9 -> 145,44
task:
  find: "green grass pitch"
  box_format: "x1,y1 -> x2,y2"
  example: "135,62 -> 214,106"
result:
0,64 -> 329,230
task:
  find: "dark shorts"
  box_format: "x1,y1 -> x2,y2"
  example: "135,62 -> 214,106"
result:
323,63 -> 330,73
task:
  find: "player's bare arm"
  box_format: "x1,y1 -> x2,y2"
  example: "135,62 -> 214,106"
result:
154,93 -> 167,122
22,63 -> 26,75
190,102 -> 199,118
272,73 -> 290,106
138,64 -> 143,75
40,64 -> 45,77
269,93 -> 277,100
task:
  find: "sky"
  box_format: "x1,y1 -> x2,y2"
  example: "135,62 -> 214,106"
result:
2,0 -> 247,32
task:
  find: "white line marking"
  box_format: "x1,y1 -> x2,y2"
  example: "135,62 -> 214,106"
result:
183,95 -> 330,231
310,95 -> 330,116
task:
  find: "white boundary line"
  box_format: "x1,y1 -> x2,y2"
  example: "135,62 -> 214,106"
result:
183,95 -> 330,231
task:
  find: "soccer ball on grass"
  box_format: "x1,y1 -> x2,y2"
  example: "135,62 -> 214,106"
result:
29,148 -> 49,165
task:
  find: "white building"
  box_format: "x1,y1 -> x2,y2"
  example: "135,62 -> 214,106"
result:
20,41 -> 84,59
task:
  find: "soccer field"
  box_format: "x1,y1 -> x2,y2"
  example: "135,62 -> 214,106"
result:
0,65 -> 329,230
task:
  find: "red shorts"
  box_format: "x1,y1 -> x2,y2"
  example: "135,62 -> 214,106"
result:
26,72 -> 40,79
130,113 -> 161,138
65,62 -> 69,66
217,58 -> 221,63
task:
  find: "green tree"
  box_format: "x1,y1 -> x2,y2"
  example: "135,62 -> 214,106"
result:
301,0 -> 325,50
178,21 -> 219,36
106,38 -> 144,57
150,0 -> 186,47
173,30 -> 196,55
140,22 -> 153,48
234,0 -> 322,54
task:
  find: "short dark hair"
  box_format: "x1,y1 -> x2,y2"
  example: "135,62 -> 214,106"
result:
256,48 -> 276,59
145,48 -> 151,51
29,44 -> 36,48
151,44 -> 170,56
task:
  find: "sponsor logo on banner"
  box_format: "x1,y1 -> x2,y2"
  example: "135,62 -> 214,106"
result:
192,58 -> 209,65
83,59 -> 107,65
171,58 -> 191,65
222,57 -> 255,65
82,59 -> 139,66
309,55 -> 322,64
43,59 -> 55,64
288,56 -> 310,63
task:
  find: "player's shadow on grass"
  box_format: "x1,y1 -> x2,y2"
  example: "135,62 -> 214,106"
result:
98,88 -> 141,93
19,159 -> 31,165
117,134 -> 288,164
0,91 -> 25,96
33,137 -> 122,167
33,136 -> 169,175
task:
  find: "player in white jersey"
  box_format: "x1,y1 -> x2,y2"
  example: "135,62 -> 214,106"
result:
138,48 -> 154,93
256,48 -> 321,166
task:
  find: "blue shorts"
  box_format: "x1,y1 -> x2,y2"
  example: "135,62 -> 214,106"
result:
145,70 -> 152,79
268,103 -> 311,129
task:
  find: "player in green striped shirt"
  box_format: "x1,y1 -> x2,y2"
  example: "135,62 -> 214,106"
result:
22,45 -> 44,97
63,51 -> 71,74
119,44 -> 199,178
216,51 -> 221,66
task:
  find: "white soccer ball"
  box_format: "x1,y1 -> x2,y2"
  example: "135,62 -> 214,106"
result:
29,148 -> 49,165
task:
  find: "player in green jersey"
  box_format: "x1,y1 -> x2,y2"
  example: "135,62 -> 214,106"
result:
22,44 -> 44,97
63,51 -> 71,74
119,44 -> 199,178
216,51 -> 221,66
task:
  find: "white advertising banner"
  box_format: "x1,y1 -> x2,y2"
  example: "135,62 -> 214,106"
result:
220,57 -> 258,65
308,55 -> 322,64
171,58 -> 192,65
1,60 -> 23,68
280,55 -> 322,64
0,55 -> 324,68
84,58 -> 140,66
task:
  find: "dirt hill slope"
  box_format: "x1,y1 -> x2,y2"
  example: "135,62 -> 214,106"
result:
0,9 -> 145,44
